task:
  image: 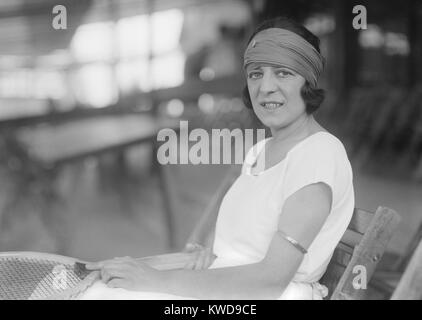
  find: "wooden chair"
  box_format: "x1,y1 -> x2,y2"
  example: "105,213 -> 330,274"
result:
140,168 -> 401,300
391,239 -> 422,300
368,220 -> 422,298
319,207 -> 400,299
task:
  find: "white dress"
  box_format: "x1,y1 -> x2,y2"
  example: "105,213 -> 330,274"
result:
209,131 -> 355,299
82,131 -> 354,300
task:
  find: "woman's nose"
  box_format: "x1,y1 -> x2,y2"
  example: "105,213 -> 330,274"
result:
259,71 -> 278,94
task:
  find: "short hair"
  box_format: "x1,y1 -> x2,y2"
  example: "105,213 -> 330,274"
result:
242,17 -> 325,114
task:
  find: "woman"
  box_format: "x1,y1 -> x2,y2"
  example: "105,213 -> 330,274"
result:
84,17 -> 354,300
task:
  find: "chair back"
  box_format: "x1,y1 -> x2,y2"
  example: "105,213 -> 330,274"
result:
320,206 -> 401,300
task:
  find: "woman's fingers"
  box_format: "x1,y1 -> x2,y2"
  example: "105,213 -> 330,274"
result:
84,256 -> 157,291
184,249 -> 200,269
193,249 -> 213,270
194,250 -> 206,270
184,243 -> 197,253
183,248 -> 216,270
203,251 -> 214,269
100,268 -> 117,283
97,262 -> 133,283
106,278 -> 129,289
101,268 -> 113,283
204,250 -> 216,269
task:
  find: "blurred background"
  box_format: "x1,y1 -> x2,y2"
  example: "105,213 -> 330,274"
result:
0,0 -> 421,299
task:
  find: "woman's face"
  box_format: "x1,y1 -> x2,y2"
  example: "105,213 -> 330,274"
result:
246,62 -> 307,131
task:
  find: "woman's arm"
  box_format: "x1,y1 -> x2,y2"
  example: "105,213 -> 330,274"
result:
88,182 -> 332,299
159,182 -> 333,299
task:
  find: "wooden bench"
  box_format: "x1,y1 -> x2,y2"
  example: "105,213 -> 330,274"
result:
138,192 -> 401,299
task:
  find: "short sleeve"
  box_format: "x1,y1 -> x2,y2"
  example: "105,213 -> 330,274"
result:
281,136 -> 347,203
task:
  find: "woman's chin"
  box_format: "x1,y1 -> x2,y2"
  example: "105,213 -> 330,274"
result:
257,116 -> 286,129
255,108 -> 286,124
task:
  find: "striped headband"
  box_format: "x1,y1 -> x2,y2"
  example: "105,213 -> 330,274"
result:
243,28 -> 324,87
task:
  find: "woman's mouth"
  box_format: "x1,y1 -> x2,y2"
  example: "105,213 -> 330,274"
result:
260,102 -> 284,110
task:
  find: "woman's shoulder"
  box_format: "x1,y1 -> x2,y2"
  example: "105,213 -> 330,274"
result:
281,131 -> 354,204
292,131 -> 348,158
285,131 -> 352,172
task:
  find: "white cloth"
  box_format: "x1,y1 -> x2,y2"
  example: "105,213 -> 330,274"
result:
210,131 -> 354,299
81,281 -> 197,300
81,132 -> 354,300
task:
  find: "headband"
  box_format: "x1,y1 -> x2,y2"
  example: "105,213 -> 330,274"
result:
243,28 -> 324,87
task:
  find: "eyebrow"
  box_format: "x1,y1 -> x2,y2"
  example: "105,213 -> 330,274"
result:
246,64 -> 263,71
246,64 -> 296,73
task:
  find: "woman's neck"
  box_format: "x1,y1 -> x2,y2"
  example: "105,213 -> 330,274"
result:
270,114 -> 314,144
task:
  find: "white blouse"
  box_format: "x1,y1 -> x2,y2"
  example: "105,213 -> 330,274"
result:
209,132 -> 355,299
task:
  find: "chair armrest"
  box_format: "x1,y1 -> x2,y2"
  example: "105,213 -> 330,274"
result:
138,252 -> 197,271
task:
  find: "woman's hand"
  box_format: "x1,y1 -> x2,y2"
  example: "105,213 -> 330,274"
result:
85,256 -> 164,291
183,243 -> 216,270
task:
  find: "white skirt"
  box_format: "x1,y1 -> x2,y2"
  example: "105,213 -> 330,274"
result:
80,256 -> 328,300
79,279 -> 327,300
80,281 -> 197,300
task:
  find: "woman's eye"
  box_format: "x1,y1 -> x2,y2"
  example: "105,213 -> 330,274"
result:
276,70 -> 293,77
248,72 -> 262,79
